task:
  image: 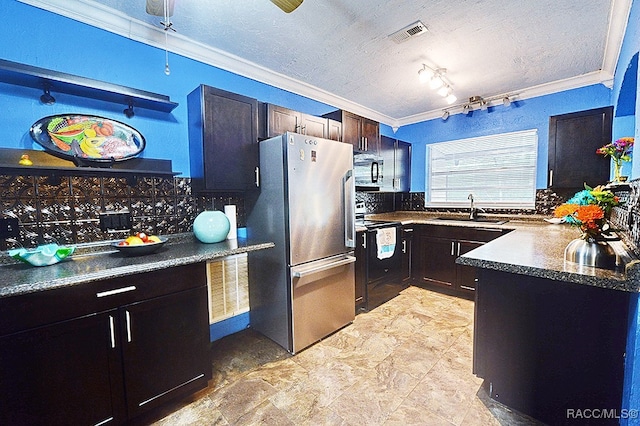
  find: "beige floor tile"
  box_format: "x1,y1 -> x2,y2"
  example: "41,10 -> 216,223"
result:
152,286 -> 538,426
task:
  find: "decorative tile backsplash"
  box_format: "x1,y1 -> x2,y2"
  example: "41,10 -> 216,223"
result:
0,174 -> 244,250
608,181 -> 638,256
357,188 -> 565,216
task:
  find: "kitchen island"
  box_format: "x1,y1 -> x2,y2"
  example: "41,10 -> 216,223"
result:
0,235 -> 274,425
367,211 -> 640,425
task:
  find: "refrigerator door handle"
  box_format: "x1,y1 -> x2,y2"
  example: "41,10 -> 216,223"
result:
343,169 -> 356,248
292,256 -> 356,278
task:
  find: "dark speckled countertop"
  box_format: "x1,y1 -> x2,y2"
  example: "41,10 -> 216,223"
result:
367,211 -> 640,293
0,234 -> 274,298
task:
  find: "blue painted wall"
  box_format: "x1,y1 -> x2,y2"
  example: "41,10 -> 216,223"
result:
0,1 -> 336,176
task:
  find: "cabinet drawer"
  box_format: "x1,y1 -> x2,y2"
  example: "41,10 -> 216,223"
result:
0,263 -> 206,336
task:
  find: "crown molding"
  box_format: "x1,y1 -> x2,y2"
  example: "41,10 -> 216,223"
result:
16,0 -> 631,130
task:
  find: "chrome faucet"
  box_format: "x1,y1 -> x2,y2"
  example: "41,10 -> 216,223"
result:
468,193 -> 477,220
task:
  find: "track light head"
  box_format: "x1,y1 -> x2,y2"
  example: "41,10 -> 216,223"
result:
123,102 -> 135,118
40,87 -> 55,105
503,96 -> 512,107
442,110 -> 450,121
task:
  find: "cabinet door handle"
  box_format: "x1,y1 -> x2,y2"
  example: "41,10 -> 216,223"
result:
255,167 -> 260,187
549,169 -> 553,187
125,310 -> 132,343
362,233 -> 367,249
109,315 -> 116,349
402,240 -> 407,253
460,285 -> 475,291
457,242 -> 461,256
450,242 -> 455,256
96,286 -> 136,298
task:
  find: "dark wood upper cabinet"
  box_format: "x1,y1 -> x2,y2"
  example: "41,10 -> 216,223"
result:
379,135 -> 411,192
323,110 -> 380,153
262,103 -> 330,139
327,118 -> 342,141
188,85 -> 259,191
548,106 -> 613,194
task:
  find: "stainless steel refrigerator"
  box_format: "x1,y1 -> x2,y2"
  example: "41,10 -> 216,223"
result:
247,132 -> 356,353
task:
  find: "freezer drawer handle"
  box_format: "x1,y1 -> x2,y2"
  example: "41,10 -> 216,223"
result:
292,256 -> 356,278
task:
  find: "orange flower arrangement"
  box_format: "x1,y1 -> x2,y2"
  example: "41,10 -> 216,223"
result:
553,185 -> 620,241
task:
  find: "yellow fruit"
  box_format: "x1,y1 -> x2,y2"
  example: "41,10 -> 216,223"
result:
80,139 -> 101,157
84,128 -> 97,138
148,235 -> 161,243
125,236 -> 144,246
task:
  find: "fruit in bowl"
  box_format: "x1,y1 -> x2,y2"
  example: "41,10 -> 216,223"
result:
113,233 -> 167,256
118,232 -> 162,246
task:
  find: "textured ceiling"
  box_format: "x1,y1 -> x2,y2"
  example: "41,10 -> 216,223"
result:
19,0 -> 632,127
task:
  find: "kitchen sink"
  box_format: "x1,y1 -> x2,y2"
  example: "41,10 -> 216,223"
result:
435,216 -> 508,225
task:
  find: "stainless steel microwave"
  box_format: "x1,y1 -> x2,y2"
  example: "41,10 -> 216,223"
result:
353,153 -> 384,191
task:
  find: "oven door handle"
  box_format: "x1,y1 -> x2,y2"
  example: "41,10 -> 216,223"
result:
292,256 -> 356,278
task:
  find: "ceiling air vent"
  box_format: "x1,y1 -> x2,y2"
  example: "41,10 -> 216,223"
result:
389,21 -> 428,44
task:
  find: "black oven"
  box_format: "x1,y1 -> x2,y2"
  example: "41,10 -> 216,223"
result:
357,219 -> 404,310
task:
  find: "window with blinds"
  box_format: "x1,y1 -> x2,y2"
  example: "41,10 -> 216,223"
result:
426,129 -> 538,208
206,254 -> 249,324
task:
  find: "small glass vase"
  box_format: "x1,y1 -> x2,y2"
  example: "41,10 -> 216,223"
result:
613,158 -> 623,182
564,238 -> 617,269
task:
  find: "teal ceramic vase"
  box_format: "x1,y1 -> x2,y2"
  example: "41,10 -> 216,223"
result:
193,210 -> 230,243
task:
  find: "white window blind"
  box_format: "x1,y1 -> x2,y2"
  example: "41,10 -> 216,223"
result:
426,129 -> 538,208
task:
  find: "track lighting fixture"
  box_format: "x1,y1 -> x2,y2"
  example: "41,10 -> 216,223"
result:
441,93 -> 517,121
418,64 -> 456,105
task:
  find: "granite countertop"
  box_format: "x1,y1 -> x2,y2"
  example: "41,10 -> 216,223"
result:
0,234 -> 274,298
366,211 -> 640,293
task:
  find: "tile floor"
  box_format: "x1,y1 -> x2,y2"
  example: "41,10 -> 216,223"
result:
151,286 -> 542,425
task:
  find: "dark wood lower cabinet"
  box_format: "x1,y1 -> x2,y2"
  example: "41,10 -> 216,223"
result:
401,226 -> 413,283
412,225 -> 505,298
0,263 -> 211,426
474,268 -> 629,425
121,286 -> 210,417
0,311 -> 125,425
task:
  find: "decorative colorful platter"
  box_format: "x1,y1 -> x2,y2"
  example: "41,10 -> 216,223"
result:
30,114 -> 145,164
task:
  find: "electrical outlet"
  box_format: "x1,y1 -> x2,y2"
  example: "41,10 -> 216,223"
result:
0,217 -> 20,239
99,211 -> 132,232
